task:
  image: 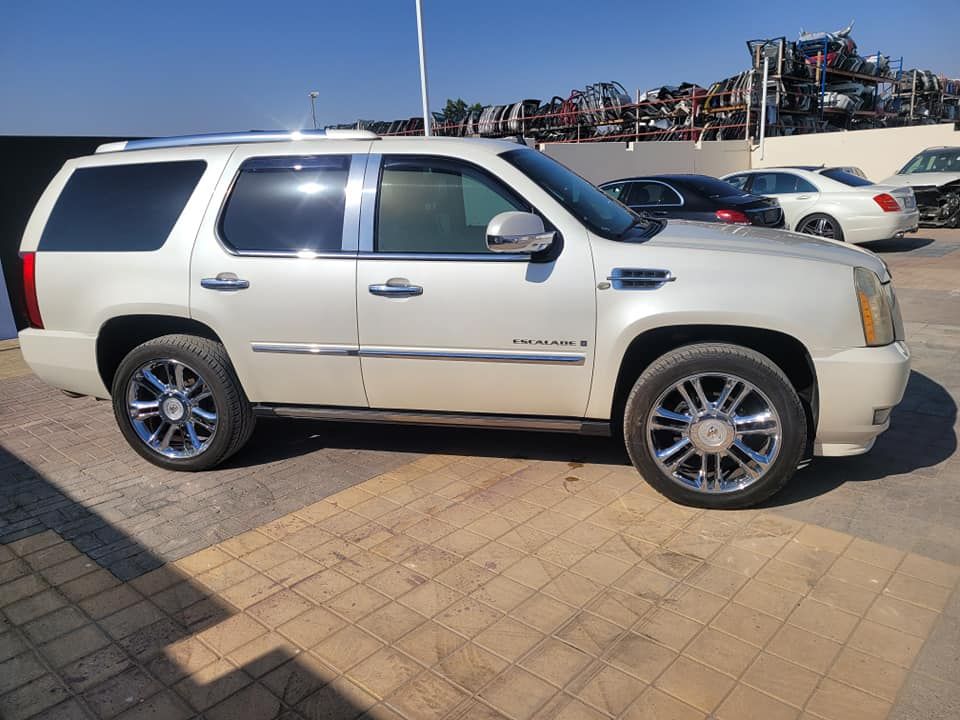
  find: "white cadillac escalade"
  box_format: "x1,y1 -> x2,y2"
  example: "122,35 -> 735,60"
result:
17,130 -> 910,508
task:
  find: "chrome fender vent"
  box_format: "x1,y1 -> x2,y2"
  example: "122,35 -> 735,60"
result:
608,268 -> 676,290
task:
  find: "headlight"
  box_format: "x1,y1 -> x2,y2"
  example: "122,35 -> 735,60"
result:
854,267 -> 895,346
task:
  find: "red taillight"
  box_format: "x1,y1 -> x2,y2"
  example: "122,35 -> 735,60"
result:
21,252 -> 44,329
873,193 -> 900,212
715,209 -> 750,224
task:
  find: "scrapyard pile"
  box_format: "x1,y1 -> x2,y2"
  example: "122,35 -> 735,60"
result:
330,21 -> 958,143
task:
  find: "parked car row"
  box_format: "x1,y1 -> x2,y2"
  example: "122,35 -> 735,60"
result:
600,164 -> 921,245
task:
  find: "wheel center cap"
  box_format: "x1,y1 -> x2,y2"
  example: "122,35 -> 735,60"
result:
690,418 -> 734,451
161,397 -> 186,422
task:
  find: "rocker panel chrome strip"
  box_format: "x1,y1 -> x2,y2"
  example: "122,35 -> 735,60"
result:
251,343 -> 359,356
359,348 -> 586,365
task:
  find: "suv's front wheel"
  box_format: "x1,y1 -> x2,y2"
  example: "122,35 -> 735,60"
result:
623,343 -> 806,509
111,334 -> 254,471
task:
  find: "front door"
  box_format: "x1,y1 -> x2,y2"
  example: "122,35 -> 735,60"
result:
355,153 -> 596,417
190,143 -> 370,406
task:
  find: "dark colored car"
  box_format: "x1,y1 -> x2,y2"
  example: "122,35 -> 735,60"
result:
599,174 -> 785,228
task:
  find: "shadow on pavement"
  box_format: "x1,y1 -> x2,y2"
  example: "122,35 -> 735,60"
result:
766,370 -> 957,506
0,446 -> 375,719
861,236 -> 936,253
228,417 -> 631,470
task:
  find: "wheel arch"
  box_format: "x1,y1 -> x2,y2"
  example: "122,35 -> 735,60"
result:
96,314 -> 224,392
609,324 -> 818,454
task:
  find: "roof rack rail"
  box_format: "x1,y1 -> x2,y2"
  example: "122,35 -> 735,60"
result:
96,128 -> 379,154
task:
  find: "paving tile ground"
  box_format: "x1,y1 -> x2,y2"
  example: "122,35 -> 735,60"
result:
0,228 -> 958,719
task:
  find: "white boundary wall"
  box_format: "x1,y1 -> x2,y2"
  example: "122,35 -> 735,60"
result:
540,140 -> 751,184
752,123 -> 960,181
541,124 -> 959,185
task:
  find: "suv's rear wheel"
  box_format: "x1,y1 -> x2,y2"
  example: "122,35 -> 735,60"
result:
111,334 -> 254,471
623,343 -> 806,509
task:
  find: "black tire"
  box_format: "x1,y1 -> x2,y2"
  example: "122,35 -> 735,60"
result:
796,213 -> 844,242
111,334 -> 254,471
623,343 -> 806,509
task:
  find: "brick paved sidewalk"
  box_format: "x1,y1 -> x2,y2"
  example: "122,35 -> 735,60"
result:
2,453 -> 959,720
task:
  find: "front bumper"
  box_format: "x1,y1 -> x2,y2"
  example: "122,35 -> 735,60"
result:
812,341 -> 911,457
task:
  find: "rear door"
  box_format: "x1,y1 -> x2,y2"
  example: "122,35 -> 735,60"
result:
190,142 -> 370,406
746,172 -> 820,229
623,180 -> 686,218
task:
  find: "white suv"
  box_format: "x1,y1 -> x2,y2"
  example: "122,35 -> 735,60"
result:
17,130 -> 910,508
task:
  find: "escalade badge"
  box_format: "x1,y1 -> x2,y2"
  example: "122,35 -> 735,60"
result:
513,339 -> 588,347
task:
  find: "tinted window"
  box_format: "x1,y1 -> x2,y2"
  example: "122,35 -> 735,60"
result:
376,157 -> 525,253
724,174 -> 751,191
221,155 -> 350,254
821,168 -> 874,187
677,176 -> 748,198
39,161 -> 206,251
625,181 -> 682,207
601,182 -> 628,201
502,148 -> 660,239
749,172 -> 817,195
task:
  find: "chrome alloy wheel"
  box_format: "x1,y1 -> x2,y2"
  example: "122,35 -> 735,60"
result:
798,216 -> 838,239
646,373 -> 781,494
125,359 -> 217,459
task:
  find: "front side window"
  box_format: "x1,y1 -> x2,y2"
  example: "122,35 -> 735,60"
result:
39,160 -> 206,251
220,155 -> 350,254
601,182 -> 628,201
376,157 -> 526,253
625,181 -> 682,207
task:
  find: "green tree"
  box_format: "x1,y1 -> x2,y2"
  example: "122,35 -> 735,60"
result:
441,98 -> 483,123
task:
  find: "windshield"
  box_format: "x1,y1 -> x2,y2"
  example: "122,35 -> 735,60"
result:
821,168 -> 874,187
501,148 -> 656,239
677,176 -> 748,198
899,149 -> 960,174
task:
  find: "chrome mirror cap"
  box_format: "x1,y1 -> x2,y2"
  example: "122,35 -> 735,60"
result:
485,211 -> 555,254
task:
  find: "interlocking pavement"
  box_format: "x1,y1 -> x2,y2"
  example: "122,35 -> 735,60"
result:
1,229 -> 958,719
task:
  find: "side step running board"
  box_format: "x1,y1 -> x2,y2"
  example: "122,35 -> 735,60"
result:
252,404 -> 611,436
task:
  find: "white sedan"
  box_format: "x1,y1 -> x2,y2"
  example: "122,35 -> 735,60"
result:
721,167 -> 919,244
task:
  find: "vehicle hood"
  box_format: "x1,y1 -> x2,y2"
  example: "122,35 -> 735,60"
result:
645,220 -> 889,279
881,172 -> 960,188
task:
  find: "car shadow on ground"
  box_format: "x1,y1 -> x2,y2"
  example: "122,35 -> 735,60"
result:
230,371 -> 955,510
228,417 -> 631,470
0,446 -> 379,719
764,370 -> 957,506
861,236 -> 935,253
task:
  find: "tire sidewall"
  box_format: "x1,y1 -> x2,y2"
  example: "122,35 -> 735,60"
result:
111,339 -> 238,471
623,347 -> 805,509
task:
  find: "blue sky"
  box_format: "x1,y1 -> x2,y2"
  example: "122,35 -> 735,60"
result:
2,1 -> 958,136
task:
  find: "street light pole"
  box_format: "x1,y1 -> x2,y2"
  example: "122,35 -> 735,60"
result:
415,0 -> 432,136
309,91 -> 319,130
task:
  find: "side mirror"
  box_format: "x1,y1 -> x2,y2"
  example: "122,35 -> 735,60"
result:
485,212 -> 555,254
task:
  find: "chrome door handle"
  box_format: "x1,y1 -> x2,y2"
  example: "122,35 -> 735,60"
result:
369,281 -> 423,297
796,195 -> 812,200
201,273 -> 250,291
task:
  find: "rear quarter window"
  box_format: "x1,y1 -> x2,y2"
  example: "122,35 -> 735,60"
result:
39,160 -> 206,251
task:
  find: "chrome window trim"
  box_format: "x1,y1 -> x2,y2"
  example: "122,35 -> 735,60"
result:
627,179 -> 684,208
356,251 -> 528,262
341,155 -> 365,252
360,348 -> 585,365
251,342 -> 359,356
214,153 -> 365,259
